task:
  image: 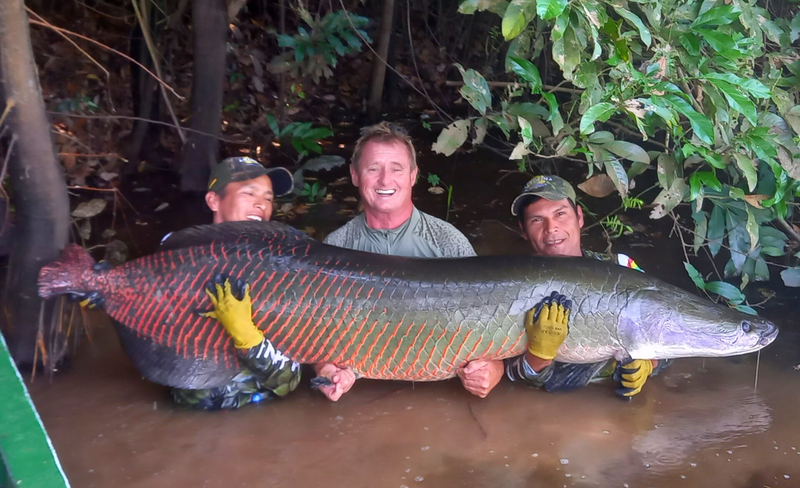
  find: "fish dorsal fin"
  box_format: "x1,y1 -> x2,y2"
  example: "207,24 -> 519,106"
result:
159,221 -> 314,251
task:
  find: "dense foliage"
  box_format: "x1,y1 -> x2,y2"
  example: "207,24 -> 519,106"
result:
434,0 -> 800,301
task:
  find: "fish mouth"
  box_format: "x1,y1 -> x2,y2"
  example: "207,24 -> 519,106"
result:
758,322 -> 779,346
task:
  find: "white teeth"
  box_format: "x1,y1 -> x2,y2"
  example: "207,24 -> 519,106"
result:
247,216 -> 263,221
375,189 -> 396,195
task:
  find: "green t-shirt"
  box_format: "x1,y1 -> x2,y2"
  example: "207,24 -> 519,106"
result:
323,207 -> 476,258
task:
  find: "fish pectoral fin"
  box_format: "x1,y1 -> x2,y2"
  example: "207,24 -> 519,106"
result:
544,361 -> 608,393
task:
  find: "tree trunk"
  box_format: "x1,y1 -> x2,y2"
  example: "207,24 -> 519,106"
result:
180,0 -> 228,193
0,0 -> 71,366
367,0 -> 395,121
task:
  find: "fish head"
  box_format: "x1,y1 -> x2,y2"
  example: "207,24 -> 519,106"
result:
619,287 -> 778,360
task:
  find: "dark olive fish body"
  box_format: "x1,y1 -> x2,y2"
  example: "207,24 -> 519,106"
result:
38,222 -> 777,389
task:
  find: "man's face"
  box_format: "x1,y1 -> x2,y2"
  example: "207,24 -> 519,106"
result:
519,198 -> 584,257
205,175 -> 274,224
350,140 -> 418,217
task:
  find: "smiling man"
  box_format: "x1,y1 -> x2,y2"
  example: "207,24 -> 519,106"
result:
316,122 -> 477,401
205,156 -> 294,223
466,175 -> 663,398
170,157 -> 301,409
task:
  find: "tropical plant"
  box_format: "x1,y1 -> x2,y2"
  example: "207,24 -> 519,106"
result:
300,181 -> 327,202
436,0 -> 800,295
267,114 -> 334,160
269,8 -> 372,83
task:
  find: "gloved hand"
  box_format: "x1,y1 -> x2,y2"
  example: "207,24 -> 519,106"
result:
202,274 -> 263,350
613,359 -> 655,397
68,291 -> 104,309
526,291 -> 571,360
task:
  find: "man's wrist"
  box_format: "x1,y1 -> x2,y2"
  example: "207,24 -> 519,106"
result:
524,351 -> 553,373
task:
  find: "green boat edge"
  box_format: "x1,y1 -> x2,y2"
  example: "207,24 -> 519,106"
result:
0,332 -> 70,488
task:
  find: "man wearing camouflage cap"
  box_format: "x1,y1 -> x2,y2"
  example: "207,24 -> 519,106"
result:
466,175 -> 663,398
172,157 -> 301,409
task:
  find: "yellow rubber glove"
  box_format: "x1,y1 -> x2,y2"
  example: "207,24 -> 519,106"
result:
202,278 -> 263,350
526,291 -> 571,360
613,359 -> 655,397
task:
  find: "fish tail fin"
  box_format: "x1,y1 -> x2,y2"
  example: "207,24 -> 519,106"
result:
38,244 -> 96,298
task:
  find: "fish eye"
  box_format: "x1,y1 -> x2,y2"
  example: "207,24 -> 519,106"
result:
741,321 -> 752,333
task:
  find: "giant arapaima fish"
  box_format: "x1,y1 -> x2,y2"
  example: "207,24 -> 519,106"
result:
38,221 -> 777,389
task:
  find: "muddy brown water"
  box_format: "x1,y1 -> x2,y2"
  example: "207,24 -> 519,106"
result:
24,145 -> 800,487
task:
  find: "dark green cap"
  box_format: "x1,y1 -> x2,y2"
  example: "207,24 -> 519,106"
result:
208,157 -> 294,197
511,175 -> 576,216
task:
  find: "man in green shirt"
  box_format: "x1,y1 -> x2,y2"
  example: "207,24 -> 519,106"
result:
317,122 -> 479,400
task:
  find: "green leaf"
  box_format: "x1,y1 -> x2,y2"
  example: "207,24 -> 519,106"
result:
657,154 -> 678,190
427,173 -> 441,186
695,29 -> 736,54
680,32 -> 701,56
613,7 -> 651,47
691,5 -> 741,28
707,203 -> 725,256
267,113 -> 281,137
702,73 -> 770,99
705,281 -> 745,302
780,267 -> 800,287
627,161 -> 649,181
508,56 -> 542,90
588,131 -> 614,144
455,64 -> 492,115
732,153 -> 757,192
459,0 -> 509,15
502,0 -> 536,40
792,12 -> 800,43
735,304 -> 757,315
537,0 -> 568,21
662,94 -> 714,144
745,208 -> 759,252
692,210 -> 708,254
556,136 -> 577,156
580,103 -> 616,135
432,119 -> 470,156
505,102 -> 549,120
602,141 -> 650,164
649,177 -> 686,219
518,116 -> 533,146
707,79 -> 757,125
684,262 -> 706,289
689,171 -> 721,201
604,158 -> 629,197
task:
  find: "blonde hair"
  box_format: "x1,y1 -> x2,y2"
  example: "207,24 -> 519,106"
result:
351,121 -> 416,170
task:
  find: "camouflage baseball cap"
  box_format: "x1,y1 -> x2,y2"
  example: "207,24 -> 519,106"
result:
208,157 -> 294,197
510,175 -> 576,216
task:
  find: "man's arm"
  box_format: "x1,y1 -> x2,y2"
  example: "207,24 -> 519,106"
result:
202,276 -> 301,396
458,291 -> 570,397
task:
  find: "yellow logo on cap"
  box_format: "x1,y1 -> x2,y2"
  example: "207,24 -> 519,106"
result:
208,178 -> 217,189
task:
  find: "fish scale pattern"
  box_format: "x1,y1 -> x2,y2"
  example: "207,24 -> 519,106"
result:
99,237 -> 633,382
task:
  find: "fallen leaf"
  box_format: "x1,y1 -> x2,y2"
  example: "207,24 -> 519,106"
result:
78,219 -> 91,240
329,177 -> 350,187
428,186 -> 445,194
577,174 -> 617,198
294,204 -> 309,215
743,195 -> 769,209
509,142 -> 531,160
343,196 -> 358,203
155,202 -> 169,212
432,119 -> 470,157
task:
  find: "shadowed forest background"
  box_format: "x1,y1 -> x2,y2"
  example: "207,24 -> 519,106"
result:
1,0 -> 800,370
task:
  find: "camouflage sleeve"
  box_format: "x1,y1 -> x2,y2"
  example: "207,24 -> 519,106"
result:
504,355 -> 554,388
237,338 -> 302,397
